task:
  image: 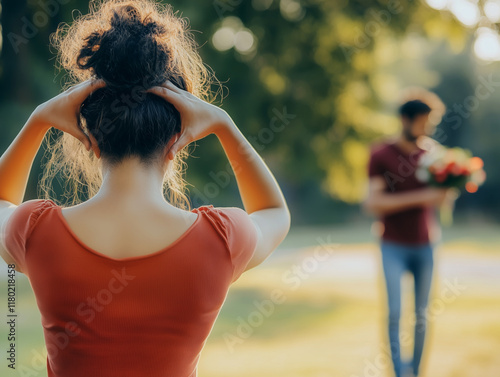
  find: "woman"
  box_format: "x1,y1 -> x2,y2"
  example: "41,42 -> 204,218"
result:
0,1 -> 290,376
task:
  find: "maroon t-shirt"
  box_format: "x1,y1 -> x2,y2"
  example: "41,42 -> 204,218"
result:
368,141 -> 434,245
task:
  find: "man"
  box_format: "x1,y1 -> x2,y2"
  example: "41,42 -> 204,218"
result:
363,91 -> 456,377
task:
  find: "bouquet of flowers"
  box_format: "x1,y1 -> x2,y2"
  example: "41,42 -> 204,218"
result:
415,145 -> 486,225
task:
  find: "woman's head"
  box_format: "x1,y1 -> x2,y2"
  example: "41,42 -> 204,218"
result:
42,0 -> 214,208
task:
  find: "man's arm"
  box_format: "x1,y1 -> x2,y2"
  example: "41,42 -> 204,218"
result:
362,176 -> 449,217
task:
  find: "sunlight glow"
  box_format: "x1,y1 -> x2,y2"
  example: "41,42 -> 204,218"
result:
449,0 -> 481,27
474,27 -> 500,61
426,0 -> 449,10
280,0 -> 305,21
234,29 -> 256,54
485,0 -> 500,22
212,17 -> 257,55
426,0 -> 482,27
212,27 -> 235,51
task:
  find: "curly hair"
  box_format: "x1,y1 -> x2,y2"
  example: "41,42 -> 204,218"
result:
40,0 -> 215,209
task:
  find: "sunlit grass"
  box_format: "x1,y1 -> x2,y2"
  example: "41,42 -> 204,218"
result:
198,233 -> 500,377
1,225 -> 499,377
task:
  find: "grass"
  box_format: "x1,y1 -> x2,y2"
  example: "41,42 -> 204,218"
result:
1,223 -> 499,376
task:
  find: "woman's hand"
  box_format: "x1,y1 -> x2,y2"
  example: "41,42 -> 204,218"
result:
29,79 -> 105,156
148,81 -> 231,160
150,81 -> 290,271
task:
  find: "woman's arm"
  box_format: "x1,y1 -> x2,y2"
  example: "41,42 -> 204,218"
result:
215,118 -> 287,214
0,80 -> 104,205
0,79 -> 104,266
149,81 -> 291,270
0,119 -> 51,205
0,119 -> 51,268
214,118 -> 290,269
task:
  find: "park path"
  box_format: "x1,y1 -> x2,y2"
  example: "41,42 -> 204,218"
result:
266,241 -> 500,283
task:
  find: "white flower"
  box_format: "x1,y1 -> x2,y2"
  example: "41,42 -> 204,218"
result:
415,167 -> 431,182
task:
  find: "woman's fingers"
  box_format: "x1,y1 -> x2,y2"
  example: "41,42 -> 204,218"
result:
161,79 -> 183,94
69,79 -> 106,105
73,127 -> 91,151
147,86 -> 186,114
88,132 -> 101,158
148,83 -> 193,160
73,118 -> 92,151
66,80 -> 104,153
167,133 -> 191,160
167,139 -> 182,160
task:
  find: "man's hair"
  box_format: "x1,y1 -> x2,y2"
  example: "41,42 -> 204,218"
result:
398,100 -> 432,121
398,87 -> 446,125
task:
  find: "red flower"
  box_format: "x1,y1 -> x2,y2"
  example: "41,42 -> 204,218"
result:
448,162 -> 464,176
434,170 -> 448,183
460,167 -> 471,176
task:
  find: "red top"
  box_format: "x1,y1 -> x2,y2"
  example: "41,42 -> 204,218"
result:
368,141 -> 434,245
3,199 -> 258,377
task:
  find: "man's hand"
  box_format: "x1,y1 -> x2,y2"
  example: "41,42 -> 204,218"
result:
426,187 -> 460,207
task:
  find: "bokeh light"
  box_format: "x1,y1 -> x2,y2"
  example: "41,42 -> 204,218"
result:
252,0 -> 273,11
212,17 -> 257,55
426,0 -> 500,61
473,27 -> 500,61
279,0 -> 305,21
449,0 -> 481,27
465,181 -> 479,193
426,0 -> 449,10
485,0 -> 500,22
212,27 -> 235,51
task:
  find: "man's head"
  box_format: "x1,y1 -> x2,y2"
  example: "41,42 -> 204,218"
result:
399,100 -> 432,141
398,88 -> 446,142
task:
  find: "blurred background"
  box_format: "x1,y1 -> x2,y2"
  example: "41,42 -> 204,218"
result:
1,0 -> 499,376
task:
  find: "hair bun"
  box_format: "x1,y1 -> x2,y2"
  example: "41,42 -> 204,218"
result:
77,4 -> 170,90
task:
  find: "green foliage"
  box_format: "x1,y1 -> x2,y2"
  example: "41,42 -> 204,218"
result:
1,0 -> 497,223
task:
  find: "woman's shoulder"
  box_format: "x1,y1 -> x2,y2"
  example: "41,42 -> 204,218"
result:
18,198 -> 58,208
3,199 -> 60,272
191,205 -> 255,241
191,204 -> 250,223
191,204 -> 215,214
12,199 -> 59,221
7,199 -> 59,237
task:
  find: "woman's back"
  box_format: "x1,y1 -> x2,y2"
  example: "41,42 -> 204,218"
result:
6,199 -> 257,377
0,1 -> 290,375
59,198 -> 199,260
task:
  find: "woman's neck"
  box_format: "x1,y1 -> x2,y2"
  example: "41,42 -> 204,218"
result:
93,157 -> 167,206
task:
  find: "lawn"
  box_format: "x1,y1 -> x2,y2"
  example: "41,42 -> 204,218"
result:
1,222 -> 499,377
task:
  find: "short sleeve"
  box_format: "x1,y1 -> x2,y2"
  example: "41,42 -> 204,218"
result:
197,206 -> 258,283
368,148 -> 385,178
2,199 -> 56,273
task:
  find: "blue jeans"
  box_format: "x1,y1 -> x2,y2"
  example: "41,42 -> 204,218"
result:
380,240 -> 434,377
